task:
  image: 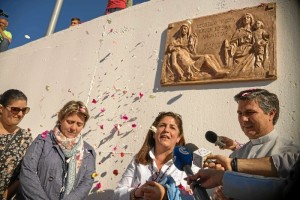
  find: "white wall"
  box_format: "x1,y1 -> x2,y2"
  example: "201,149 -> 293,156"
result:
0,0 -> 299,199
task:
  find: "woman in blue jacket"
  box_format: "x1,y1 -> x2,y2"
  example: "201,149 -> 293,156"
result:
18,100 -> 96,200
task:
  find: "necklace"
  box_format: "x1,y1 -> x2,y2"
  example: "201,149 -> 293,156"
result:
150,161 -> 173,183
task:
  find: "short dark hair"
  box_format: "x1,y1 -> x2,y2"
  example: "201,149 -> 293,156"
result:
0,89 -> 27,106
71,17 -> 81,22
234,88 -> 279,125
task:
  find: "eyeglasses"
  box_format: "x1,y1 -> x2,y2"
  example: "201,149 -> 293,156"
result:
5,106 -> 30,115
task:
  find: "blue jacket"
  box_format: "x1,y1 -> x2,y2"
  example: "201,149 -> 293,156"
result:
17,132 -> 96,200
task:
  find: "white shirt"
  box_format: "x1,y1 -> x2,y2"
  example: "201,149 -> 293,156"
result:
113,149 -> 198,200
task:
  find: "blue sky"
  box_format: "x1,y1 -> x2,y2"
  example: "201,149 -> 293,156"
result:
0,0 -> 148,50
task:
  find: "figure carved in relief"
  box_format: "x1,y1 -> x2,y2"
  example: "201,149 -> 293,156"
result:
167,21 -> 195,81
224,13 -> 271,78
253,20 -> 270,74
166,21 -> 229,82
224,13 -> 256,77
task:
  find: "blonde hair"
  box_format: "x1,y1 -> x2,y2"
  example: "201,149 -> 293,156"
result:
57,100 -> 89,126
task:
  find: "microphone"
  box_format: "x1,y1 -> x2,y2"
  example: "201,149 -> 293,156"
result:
185,143 -> 212,168
173,145 -> 210,200
185,143 -> 199,152
205,131 -> 225,149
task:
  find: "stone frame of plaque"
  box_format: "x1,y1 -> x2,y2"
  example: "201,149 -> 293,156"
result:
161,3 -> 276,86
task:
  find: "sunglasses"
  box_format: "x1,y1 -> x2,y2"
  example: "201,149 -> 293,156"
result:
6,106 -> 30,115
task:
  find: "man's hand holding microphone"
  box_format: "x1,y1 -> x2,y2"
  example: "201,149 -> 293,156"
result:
203,154 -> 233,171
205,131 -> 243,151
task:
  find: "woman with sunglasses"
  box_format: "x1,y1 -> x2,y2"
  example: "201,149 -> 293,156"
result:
114,112 -> 196,200
0,89 -> 32,200
17,100 -> 96,200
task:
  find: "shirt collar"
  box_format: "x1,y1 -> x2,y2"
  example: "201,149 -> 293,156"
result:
149,148 -> 174,165
250,129 -> 277,145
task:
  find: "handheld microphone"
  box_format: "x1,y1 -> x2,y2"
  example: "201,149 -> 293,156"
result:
173,145 -> 210,200
205,131 -> 225,149
185,143 -> 212,168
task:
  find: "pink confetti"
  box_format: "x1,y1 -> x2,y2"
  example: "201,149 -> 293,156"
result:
139,92 -> 144,98
131,123 -> 137,128
114,124 -> 121,130
122,114 -> 128,121
178,183 -> 185,191
41,130 -> 49,138
120,152 -> 125,157
96,182 -> 102,189
100,108 -> 106,113
113,146 -> 117,151
92,99 -> 97,104
99,125 -> 104,130
114,124 -> 121,135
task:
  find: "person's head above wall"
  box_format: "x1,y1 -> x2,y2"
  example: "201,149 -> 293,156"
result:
69,17 -> 81,27
0,17 -> 9,30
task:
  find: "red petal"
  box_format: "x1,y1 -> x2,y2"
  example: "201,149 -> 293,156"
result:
113,169 -> 119,176
96,182 -> 102,189
131,123 -> 137,128
92,99 -> 97,104
122,115 -> 128,120
178,183 -> 185,190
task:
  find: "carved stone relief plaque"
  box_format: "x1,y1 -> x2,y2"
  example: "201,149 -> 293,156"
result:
161,3 -> 276,86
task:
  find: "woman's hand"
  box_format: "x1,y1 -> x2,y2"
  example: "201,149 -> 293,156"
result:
133,183 -> 146,198
141,181 -> 167,200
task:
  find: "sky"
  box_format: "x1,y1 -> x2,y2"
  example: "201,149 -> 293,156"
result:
0,0 -> 148,50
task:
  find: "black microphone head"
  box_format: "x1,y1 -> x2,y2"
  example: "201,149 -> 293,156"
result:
205,131 -> 218,143
185,143 -> 199,152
